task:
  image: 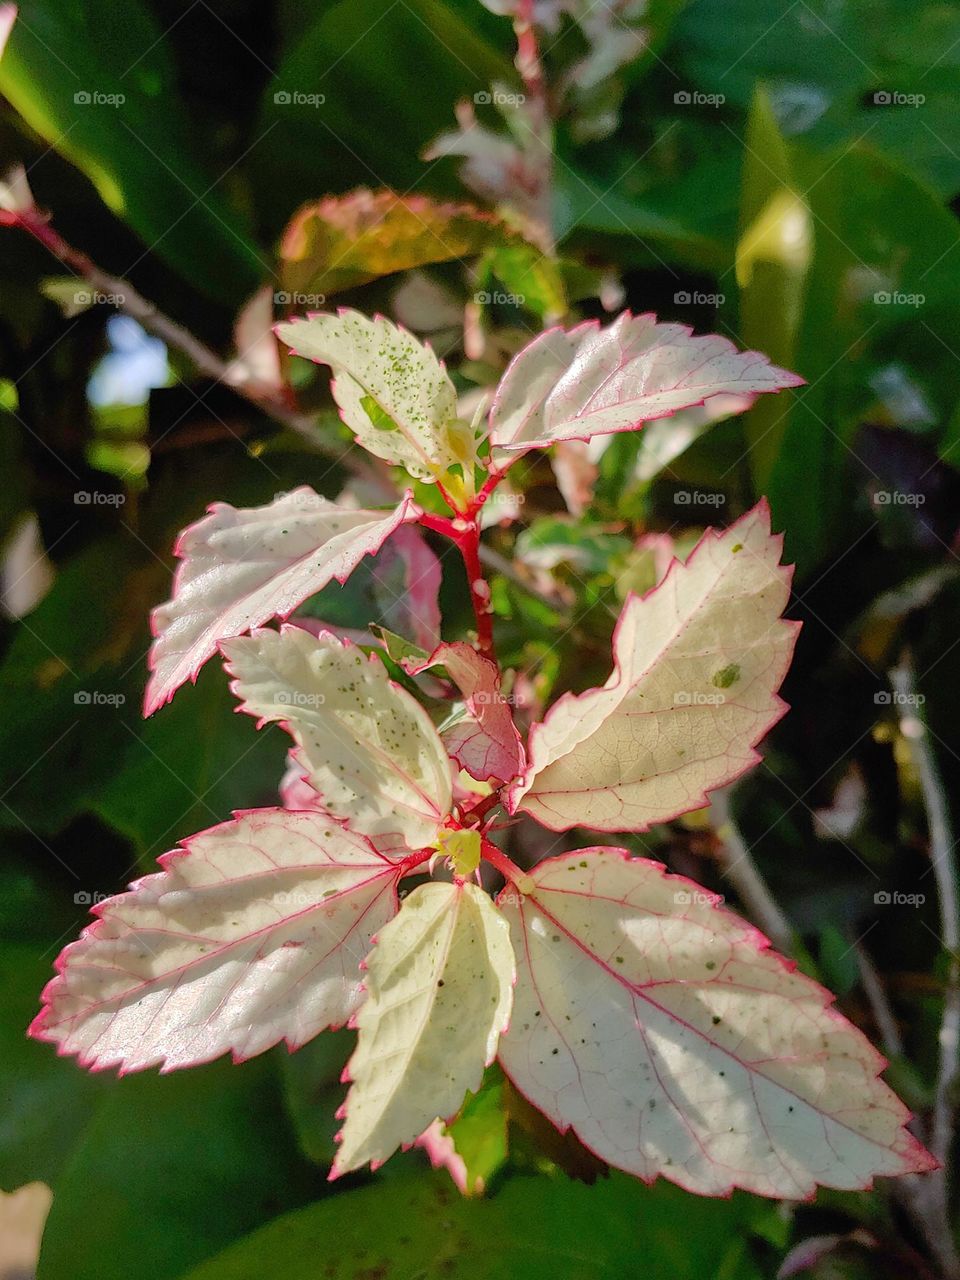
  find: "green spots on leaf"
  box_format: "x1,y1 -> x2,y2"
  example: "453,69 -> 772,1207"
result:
360,395 -> 400,433
712,664 -> 741,689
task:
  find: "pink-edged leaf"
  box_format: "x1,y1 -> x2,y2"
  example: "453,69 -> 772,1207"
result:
222,626 -> 453,854
144,488 -> 419,715
0,6 -> 14,59
414,1120 -> 471,1195
497,849 -> 936,1198
406,642 -> 524,784
280,748 -> 324,811
30,810 -> 401,1074
371,524 -> 442,653
489,312 -> 803,456
332,880 -> 514,1176
509,501 -> 800,832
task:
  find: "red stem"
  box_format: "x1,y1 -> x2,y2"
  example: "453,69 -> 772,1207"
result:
419,511 -> 496,661
481,837 -> 533,894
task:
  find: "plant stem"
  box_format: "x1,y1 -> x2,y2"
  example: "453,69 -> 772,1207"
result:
420,511 -> 496,660
891,657 -> 960,1280
0,204 -> 378,472
480,837 -> 533,895
709,786 -> 793,953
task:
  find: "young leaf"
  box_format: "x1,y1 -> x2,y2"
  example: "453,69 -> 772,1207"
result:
332,881 -> 514,1176
144,487 -> 419,715
406,641 -> 525,783
30,810 -> 401,1073
222,627 -> 453,853
509,501 -> 799,831
489,312 -> 803,457
497,849 -> 936,1197
274,310 -> 472,484
280,189 -> 514,299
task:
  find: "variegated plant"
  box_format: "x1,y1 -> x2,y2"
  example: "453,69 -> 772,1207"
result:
31,310 -> 936,1197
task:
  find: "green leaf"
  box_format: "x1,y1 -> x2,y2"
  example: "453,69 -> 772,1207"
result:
92,662 -> 286,865
255,0 -> 510,226
37,1057 -> 317,1280
178,1168 -> 766,1280
281,1030 -> 355,1167
0,539 -> 158,836
737,87 -> 810,491
760,144 -> 960,574
0,943 -> 108,1190
446,1071 -> 509,1194
0,1 -> 261,303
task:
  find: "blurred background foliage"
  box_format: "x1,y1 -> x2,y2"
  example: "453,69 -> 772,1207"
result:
3,0 -> 960,1277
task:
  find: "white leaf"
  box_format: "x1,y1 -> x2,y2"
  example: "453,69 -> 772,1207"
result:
275,310 -> 470,482
497,849 -> 936,1197
333,881 -> 514,1175
30,810 -> 400,1073
509,501 -> 799,831
145,488 -> 419,714
222,627 -> 453,854
489,312 -> 802,457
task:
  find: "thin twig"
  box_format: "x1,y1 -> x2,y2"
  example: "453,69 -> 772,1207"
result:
1,205 -> 375,470
709,785 -> 794,953
891,657 -> 960,1280
854,937 -> 904,1059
